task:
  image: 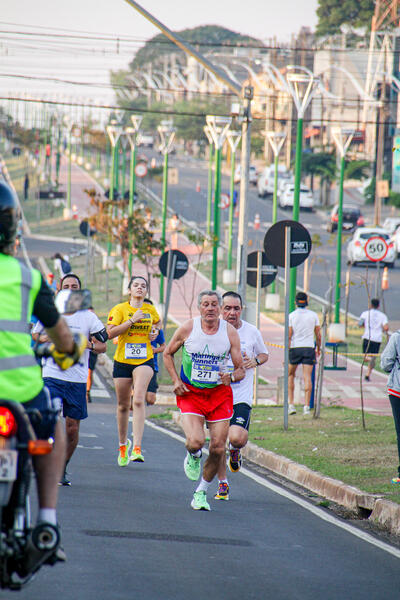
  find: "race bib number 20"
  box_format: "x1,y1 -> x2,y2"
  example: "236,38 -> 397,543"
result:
125,343 -> 147,360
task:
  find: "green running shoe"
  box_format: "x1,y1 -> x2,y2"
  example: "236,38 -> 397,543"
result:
130,447 -> 144,462
184,452 -> 201,481
118,439 -> 132,467
191,491 -> 210,511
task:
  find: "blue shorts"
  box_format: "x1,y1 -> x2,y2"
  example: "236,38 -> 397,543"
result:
43,377 -> 88,421
23,386 -> 62,440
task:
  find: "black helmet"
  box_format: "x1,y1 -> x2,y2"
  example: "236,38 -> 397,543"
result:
0,181 -> 19,250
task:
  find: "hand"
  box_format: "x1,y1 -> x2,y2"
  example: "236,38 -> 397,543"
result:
173,379 -> 189,396
149,329 -> 158,342
242,352 -> 255,369
51,333 -> 88,370
220,372 -> 232,386
130,309 -> 144,324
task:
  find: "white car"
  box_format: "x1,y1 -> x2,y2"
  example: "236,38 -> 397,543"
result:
346,227 -> 396,267
234,165 -> 257,185
382,217 -> 400,235
391,228 -> 400,257
279,184 -> 314,211
257,164 -> 290,197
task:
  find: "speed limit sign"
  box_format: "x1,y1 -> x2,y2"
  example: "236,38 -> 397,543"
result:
219,193 -> 230,209
135,163 -> 148,178
365,236 -> 388,262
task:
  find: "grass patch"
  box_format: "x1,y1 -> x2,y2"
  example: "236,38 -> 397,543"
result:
250,405 -> 400,504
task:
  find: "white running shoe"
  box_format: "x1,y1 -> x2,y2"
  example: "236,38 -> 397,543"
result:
303,405 -> 311,415
288,404 -> 296,415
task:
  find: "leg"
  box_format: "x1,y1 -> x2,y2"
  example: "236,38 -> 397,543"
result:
288,364 -> 297,404
389,394 -> 400,478
132,365 -> 153,448
146,391 -> 156,405
65,417 -> 80,462
203,420 -> 229,483
180,413 -> 206,453
33,421 -> 66,510
114,378 -> 133,445
302,364 -> 314,408
216,424 -> 248,482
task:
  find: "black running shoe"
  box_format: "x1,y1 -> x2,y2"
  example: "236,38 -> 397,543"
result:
59,469 -> 71,486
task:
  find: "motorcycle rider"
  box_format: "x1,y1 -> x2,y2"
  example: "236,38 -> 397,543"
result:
0,181 -> 86,563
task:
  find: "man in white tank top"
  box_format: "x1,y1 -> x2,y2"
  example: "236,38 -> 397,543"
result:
164,290 -> 244,511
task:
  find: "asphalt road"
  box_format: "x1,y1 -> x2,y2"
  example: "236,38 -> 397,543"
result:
145,152 -> 400,327
17,373 -> 400,600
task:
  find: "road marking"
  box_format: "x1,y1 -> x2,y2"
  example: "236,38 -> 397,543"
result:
146,420 -> 400,559
93,372 -> 106,388
89,389 -> 111,399
80,433 -> 98,438
77,445 -> 104,450
338,385 -> 359,398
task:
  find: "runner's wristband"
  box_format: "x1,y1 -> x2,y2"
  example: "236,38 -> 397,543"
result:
255,357 -> 261,366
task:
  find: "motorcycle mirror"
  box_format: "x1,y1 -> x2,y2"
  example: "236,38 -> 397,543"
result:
55,289 -> 92,315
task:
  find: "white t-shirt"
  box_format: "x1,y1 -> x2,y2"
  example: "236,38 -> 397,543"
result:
33,310 -> 104,383
225,320 -> 268,407
289,308 -> 319,348
359,309 -> 388,343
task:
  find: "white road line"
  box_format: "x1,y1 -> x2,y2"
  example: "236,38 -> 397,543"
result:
89,389 -> 111,399
146,419 -> 400,560
339,385 -> 360,399
77,444 -> 104,450
80,433 -> 98,438
93,372 -> 106,389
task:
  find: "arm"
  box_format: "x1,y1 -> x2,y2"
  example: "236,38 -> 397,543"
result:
243,352 -> 269,370
381,333 -> 399,372
107,309 -> 144,340
220,325 -> 244,386
90,324 -> 108,354
314,325 -> 321,355
152,342 -> 166,355
163,321 -> 193,395
288,326 -> 293,347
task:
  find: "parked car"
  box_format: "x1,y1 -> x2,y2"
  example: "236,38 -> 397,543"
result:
382,217 -> 400,235
346,227 -> 396,267
279,184 -> 314,211
327,204 -> 364,233
137,133 -> 154,148
234,164 -> 258,185
391,228 -> 400,257
257,164 -> 290,197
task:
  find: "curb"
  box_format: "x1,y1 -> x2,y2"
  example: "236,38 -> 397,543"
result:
168,409 -> 400,536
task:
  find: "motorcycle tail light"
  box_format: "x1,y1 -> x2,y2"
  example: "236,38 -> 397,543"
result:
28,439 -> 53,455
0,407 -> 17,437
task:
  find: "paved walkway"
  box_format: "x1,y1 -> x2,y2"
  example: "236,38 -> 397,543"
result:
54,156 -> 392,416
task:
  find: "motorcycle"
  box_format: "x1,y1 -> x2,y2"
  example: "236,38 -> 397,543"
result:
0,289 -> 91,589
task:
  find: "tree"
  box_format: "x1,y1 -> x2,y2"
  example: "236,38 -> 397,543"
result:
301,151 -> 336,206
316,0 -> 374,38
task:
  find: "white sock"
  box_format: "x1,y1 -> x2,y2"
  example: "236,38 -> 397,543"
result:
219,479 -> 229,485
196,478 -> 211,493
190,449 -> 202,459
38,508 -> 57,526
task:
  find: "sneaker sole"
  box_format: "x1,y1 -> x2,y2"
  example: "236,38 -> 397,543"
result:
214,494 -> 229,501
191,500 -> 210,511
130,456 -> 144,462
228,462 -> 241,473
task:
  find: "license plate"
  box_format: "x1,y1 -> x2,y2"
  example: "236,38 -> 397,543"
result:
0,450 -> 17,482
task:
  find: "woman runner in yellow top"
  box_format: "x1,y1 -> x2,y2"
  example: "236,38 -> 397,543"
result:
107,276 -> 161,466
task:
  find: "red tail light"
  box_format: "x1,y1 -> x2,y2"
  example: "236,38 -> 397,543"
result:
0,407 -> 17,437
355,240 -> 361,247
332,215 -> 338,222
357,217 -> 364,226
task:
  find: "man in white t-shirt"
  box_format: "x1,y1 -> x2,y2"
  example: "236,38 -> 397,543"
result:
33,274 -> 107,485
359,298 -> 389,382
214,291 -> 269,501
288,292 -> 321,416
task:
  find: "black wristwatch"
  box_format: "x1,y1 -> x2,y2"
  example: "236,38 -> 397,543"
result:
255,357 -> 261,366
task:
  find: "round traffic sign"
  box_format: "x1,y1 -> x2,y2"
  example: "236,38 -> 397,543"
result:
219,193 -> 230,209
135,163 -> 148,178
246,251 -> 277,288
79,220 -> 97,237
263,220 -> 312,268
365,236 -> 388,262
159,249 -> 189,279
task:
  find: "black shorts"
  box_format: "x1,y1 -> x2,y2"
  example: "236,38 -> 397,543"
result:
362,339 -> 381,355
88,351 -> 98,371
230,403 -> 252,431
113,358 -> 154,378
147,370 -> 159,394
289,347 -> 316,365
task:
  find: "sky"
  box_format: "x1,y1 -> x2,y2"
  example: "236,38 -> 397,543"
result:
0,0 -> 319,121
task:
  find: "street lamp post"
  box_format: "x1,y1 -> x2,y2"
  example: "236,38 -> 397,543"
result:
331,127 -> 355,324
226,130 -> 241,272
125,114 -> 142,275
206,115 -> 231,290
266,131 -> 286,295
203,125 -> 214,237
286,68 -> 319,311
157,120 -> 176,304
63,117 -> 79,219
106,122 -> 123,299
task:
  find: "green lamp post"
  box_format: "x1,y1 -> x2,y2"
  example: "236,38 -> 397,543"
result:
203,125 -> 214,237
266,131 -> 286,294
331,127 -> 355,324
206,115 -> 231,290
125,114 -> 143,275
226,129 -> 241,272
106,121 -> 123,299
285,68 -> 319,311
157,119 -> 176,304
